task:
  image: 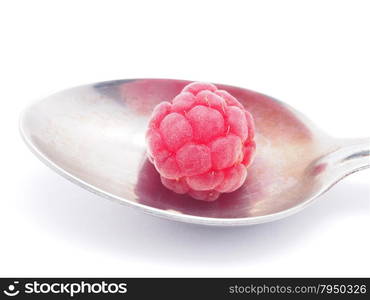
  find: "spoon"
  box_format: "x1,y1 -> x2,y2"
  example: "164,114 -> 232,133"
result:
19,79 -> 370,226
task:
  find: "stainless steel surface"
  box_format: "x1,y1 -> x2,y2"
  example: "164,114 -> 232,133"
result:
19,79 -> 370,226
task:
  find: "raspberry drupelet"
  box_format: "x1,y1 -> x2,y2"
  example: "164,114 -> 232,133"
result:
146,82 -> 256,201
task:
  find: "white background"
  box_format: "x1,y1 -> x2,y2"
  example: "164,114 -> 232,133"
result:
0,0 -> 369,277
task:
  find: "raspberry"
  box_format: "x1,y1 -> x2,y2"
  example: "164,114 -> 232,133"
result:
146,82 -> 256,201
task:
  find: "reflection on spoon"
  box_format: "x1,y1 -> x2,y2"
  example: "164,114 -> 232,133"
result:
135,157 -> 264,219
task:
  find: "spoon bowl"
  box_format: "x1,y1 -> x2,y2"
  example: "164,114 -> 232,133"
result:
20,79 -> 370,226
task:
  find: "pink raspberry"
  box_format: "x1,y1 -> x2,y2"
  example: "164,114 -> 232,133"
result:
146,82 -> 256,201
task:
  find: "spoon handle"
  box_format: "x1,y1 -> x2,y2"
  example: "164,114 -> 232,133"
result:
320,138 -> 370,181
340,138 -> 370,173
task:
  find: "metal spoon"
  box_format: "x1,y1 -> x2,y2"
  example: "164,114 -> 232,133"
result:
20,79 -> 370,226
